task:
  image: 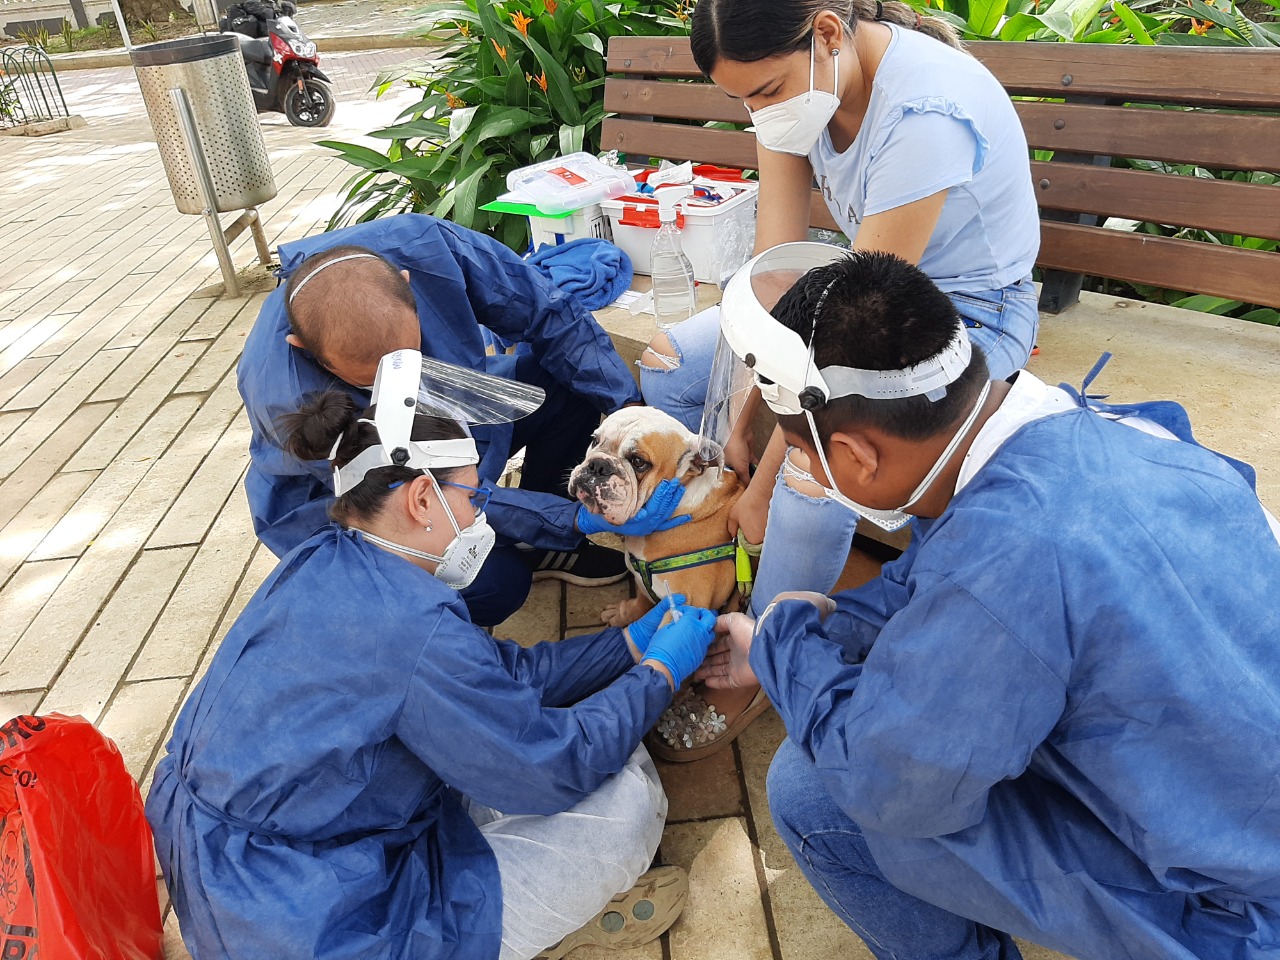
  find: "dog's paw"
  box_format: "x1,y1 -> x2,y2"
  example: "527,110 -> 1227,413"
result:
601,597 -> 648,627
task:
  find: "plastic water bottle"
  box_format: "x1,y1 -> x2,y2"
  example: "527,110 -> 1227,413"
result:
650,185 -> 696,329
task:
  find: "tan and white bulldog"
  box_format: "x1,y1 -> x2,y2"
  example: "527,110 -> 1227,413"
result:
569,407 -> 745,627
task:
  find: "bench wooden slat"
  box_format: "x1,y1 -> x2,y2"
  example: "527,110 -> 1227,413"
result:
1032,161 -> 1280,242
1040,222 -> 1280,307
604,79 -> 1280,173
970,42 -> 1280,109
1015,101 -> 1280,173
602,116 -> 758,168
605,77 -> 750,124
607,37 -> 701,77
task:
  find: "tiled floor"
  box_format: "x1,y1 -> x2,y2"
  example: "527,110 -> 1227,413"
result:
3,39 -> 1280,960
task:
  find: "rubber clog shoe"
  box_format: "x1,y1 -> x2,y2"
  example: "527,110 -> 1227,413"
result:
533,865 -> 689,959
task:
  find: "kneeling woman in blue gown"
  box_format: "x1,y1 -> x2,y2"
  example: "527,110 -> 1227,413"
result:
147,353 -> 717,960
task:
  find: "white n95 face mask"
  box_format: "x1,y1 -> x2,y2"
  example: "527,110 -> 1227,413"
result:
798,381 -> 993,532
748,38 -> 841,157
431,509 -> 495,590
356,481 -> 496,590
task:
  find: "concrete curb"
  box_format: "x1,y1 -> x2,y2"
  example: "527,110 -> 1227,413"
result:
48,33 -> 437,71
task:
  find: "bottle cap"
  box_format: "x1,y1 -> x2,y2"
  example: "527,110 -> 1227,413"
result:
655,185 -> 695,223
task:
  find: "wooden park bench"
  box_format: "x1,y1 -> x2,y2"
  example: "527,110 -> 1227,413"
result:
588,36 -> 1280,564
600,37 -> 1280,315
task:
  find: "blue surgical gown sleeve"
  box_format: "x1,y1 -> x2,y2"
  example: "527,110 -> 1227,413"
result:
752,573 -> 1067,840
492,626 -> 637,707
430,220 -> 641,413
399,608 -> 671,816
484,485 -> 582,552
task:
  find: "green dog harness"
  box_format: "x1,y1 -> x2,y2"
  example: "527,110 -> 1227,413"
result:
626,542 -> 737,604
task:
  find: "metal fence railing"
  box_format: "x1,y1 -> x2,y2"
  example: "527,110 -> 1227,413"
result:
0,42 -> 69,128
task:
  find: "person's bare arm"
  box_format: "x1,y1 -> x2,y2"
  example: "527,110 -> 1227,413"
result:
852,189 -> 948,263
753,146 -> 815,254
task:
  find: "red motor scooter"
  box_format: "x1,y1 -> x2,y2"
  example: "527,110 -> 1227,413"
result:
223,4 -> 334,127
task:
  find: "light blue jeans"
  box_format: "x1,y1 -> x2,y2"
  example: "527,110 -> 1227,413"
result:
768,738 -> 1022,959
640,279 -> 1040,613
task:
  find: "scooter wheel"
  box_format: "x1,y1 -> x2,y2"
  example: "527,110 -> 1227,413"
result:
283,78 -> 335,127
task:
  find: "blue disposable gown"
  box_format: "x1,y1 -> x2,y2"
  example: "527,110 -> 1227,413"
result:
236,214 -> 641,557
147,527 -> 672,960
752,406 -> 1280,959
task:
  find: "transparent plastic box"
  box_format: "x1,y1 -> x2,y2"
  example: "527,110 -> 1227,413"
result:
503,153 -> 636,216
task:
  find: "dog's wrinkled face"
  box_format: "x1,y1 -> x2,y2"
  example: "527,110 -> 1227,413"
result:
569,408 -> 711,526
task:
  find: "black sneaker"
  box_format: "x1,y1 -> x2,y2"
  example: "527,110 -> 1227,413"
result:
526,541 -> 629,586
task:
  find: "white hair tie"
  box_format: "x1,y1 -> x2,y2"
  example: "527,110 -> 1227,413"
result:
288,253 -> 382,305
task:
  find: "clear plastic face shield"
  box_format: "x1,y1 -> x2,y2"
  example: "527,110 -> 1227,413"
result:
335,350 -> 545,588
718,242 -> 986,531
697,245 -> 827,467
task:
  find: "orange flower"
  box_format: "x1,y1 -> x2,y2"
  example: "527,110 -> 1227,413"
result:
455,20 -> 470,36
511,10 -> 534,35
544,0 -> 557,12
491,38 -> 508,60
445,92 -> 466,109
533,71 -> 548,92
1190,16 -> 1211,32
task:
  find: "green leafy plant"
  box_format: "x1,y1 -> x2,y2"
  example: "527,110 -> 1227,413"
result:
17,26 -> 51,50
140,19 -> 161,42
60,19 -> 77,51
320,0 -> 690,251
0,77 -> 20,122
1162,0 -> 1280,44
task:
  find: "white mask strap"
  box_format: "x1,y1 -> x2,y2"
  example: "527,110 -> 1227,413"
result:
353,528 -> 446,565
289,252 -> 382,305
802,379 -> 992,517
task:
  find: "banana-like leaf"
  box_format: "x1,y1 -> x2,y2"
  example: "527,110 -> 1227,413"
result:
966,0 -> 1007,36
514,30 -> 584,124
559,123 -> 586,154
1111,1 -> 1155,41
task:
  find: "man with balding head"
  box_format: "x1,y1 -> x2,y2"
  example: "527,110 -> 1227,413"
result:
237,214 -> 642,626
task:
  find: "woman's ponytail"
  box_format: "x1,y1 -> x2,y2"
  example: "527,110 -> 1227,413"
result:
278,390 -> 370,464
853,0 -> 962,49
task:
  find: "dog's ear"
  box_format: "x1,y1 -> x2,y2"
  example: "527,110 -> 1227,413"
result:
678,438 -> 724,478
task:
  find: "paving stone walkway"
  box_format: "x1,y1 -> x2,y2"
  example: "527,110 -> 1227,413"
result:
9,38 -> 1276,960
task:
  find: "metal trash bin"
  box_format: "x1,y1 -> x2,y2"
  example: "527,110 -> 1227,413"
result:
132,35 -> 276,214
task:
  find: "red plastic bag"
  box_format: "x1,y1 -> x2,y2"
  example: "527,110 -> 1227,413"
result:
0,713 -> 163,960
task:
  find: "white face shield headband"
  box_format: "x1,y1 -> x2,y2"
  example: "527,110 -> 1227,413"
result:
719,242 -> 982,530
333,349 -> 540,587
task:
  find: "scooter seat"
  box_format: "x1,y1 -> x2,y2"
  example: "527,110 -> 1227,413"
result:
238,35 -> 274,65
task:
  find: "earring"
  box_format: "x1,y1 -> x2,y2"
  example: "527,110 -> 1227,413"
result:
425,521 -> 433,532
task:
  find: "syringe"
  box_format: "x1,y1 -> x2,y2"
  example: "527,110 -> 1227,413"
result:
659,580 -> 682,622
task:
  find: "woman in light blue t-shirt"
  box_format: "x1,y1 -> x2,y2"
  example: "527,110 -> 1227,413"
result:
639,0 -> 1040,769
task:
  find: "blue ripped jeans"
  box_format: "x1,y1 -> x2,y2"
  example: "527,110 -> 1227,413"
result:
641,279 -> 1040,611
768,738 -> 1022,960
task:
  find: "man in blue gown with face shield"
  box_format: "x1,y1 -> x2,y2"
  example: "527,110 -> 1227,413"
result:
696,244 -> 1280,960
237,214 -> 659,627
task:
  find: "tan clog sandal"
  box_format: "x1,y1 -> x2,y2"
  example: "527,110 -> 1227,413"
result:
533,865 -> 689,958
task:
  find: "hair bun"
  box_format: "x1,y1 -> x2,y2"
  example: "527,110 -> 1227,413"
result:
278,391 -> 363,462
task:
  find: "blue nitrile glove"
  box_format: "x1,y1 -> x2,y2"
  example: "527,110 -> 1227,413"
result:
642,607 -> 718,688
625,593 -> 688,654
576,478 -> 692,536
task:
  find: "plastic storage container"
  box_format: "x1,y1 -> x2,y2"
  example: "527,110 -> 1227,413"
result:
503,153 -> 636,216
602,181 -> 758,284
528,204 -> 613,249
